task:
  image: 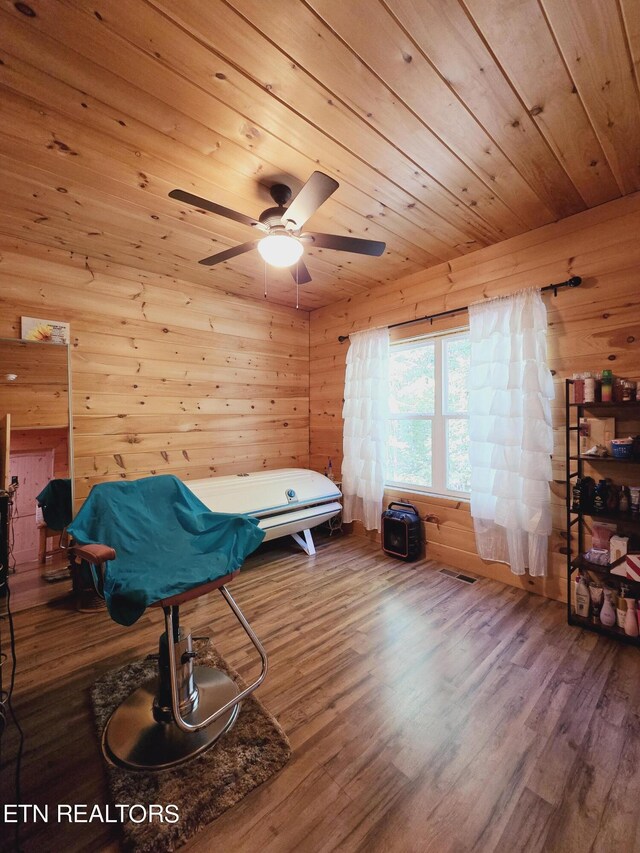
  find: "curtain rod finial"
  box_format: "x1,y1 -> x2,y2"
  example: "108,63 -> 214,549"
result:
338,335 -> 349,343
568,276 -> 582,287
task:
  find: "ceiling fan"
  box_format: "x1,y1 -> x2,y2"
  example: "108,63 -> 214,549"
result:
168,171 -> 386,284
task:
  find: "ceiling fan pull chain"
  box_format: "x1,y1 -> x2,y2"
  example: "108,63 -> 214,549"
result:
296,263 -> 299,310
264,261 -> 267,300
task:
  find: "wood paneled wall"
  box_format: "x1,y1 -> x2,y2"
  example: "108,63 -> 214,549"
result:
0,339 -> 69,429
310,192 -> 640,602
0,236 -> 309,507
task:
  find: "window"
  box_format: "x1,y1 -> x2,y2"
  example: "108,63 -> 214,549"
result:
387,330 -> 471,497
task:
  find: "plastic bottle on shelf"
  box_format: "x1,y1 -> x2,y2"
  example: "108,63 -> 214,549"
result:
624,598 -> 639,637
327,458 -> 335,482
573,373 -> 585,404
616,588 -> 628,629
575,575 -> 591,618
601,369 -> 613,403
580,476 -> 595,512
571,478 -> 583,512
607,485 -> 620,513
592,480 -> 609,514
596,372 -> 604,401
590,584 -> 604,623
572,574 -> 580,611
620,487 -> 630,514
601,589 -> 617,627
584,373 -> 596,403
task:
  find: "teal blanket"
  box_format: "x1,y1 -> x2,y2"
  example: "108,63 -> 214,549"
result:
68,475 -> 265,626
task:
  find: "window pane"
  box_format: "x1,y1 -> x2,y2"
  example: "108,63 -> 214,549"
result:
389,343 -> 435,414
387,419 -> 432,487
445,337 -> 470,414
446,418 -> 471,492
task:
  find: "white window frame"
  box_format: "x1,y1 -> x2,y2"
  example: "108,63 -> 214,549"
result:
386,327 -> 470,500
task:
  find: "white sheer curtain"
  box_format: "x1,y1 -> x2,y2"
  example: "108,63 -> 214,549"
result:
342,327 -> 389,531
468,289 -> 554,577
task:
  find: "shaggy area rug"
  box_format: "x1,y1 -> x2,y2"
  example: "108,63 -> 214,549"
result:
91,640 -> 291,852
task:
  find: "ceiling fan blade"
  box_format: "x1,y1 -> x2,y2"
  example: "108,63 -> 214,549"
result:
199,241 -> 259,266
291,259 -> 312,284
305,232 -> 386,256
281,172 -> 339,231
169,189 -> 266,231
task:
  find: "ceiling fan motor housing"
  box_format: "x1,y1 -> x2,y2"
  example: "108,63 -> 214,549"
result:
269,183 -> 292,206
259,206 -> 289,229
258,183 -> 294,230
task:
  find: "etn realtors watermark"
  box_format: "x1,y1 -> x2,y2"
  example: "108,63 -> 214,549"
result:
3,803 -> 180,823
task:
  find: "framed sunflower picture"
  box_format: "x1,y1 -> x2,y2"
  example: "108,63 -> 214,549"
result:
21,316 -> 70,345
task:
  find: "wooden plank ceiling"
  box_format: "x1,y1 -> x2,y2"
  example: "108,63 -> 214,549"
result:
0,0 -> 639,309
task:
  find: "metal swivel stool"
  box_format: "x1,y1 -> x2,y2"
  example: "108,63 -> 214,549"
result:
72,546 -> 267,771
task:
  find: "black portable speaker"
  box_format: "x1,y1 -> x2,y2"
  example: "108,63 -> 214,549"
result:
381,501 -> 422,561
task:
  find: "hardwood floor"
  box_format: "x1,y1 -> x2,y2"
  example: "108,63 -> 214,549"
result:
9,552 -> 73,614
2,534 -> 639,853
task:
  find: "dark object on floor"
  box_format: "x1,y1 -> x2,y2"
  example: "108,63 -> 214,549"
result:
381,501 -> 422,561
42,564 -> 71,583
91,639 -> 291,853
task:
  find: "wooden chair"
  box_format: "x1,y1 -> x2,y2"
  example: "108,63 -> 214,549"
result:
38,524 -> 65,564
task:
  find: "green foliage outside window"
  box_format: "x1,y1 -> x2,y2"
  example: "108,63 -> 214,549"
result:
387,334 -> 470,495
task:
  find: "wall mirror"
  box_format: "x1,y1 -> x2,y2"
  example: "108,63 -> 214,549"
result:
0,338 -> 74,612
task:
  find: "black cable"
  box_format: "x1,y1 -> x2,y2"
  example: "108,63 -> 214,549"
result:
2,492 -> 24,851
4,577 -> 24,852
7,490 -> 17,574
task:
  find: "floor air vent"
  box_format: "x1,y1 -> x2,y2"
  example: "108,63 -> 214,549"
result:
439,568 -> 478,584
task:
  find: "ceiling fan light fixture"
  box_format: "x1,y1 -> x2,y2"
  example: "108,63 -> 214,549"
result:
257,234 -> 304,268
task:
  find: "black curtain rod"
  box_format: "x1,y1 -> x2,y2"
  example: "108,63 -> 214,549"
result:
337,275 -> 582,343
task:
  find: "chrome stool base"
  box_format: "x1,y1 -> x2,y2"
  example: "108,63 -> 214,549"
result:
103,666 -> 240,770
